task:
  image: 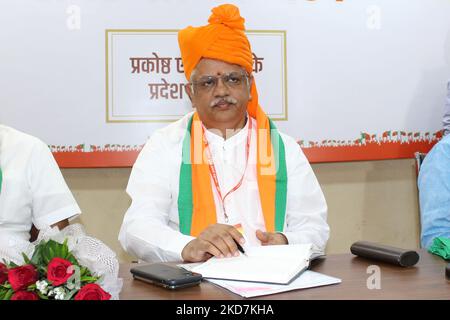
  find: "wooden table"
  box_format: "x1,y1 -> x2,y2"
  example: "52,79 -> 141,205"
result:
119,249 -> 450,300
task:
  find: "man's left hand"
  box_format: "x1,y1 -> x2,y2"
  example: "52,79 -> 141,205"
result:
255,229 -> 288,245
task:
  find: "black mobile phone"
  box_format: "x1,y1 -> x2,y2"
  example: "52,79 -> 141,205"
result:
130,263 -> 203,290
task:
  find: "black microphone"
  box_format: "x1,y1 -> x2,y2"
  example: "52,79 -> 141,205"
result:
350,241 -> 420,267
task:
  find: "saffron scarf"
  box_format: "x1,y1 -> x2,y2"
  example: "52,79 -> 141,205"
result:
178,83 -> 287,236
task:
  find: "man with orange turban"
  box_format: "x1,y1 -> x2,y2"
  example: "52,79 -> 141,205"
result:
119,4 -> 329,262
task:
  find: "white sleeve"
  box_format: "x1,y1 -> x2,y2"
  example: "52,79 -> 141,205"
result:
119,132 -> 194,263
28,139 -> 81,229
280,136 -> 330,253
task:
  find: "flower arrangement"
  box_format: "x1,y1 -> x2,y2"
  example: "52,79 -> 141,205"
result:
0,238 -> 111,300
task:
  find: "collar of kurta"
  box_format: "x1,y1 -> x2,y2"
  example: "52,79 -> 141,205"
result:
177,109 -> 288,237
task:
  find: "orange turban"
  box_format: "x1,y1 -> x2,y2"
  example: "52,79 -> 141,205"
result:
178,4 -> 253,80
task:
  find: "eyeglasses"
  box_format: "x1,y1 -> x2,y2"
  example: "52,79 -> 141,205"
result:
190,72 -> 249,94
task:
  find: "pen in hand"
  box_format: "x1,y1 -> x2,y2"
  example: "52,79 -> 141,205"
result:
234,239 -> 247,257
232,223 -> 247,257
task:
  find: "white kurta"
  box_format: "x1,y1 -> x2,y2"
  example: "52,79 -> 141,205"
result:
119,112 -> 329,262
0,125 -> 81,243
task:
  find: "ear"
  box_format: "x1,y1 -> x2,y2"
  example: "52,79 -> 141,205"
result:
248,75 -> 254,100
249,74 -> 254,86
185,83 -> 193,102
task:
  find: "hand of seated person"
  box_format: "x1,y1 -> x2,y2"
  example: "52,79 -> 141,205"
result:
181,223 -> 245,262
256,229 -> 288,245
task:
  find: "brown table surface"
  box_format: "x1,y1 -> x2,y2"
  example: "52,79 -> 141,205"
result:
119,249 -> 450,300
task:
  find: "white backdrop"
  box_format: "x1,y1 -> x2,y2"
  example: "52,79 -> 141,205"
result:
0,0 -> 449,165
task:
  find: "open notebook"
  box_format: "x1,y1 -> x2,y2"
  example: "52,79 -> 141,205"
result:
188,243 -> 314,285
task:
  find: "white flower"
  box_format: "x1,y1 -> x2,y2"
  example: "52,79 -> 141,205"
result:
36,280 -> 49,295
53,287 -> 66,300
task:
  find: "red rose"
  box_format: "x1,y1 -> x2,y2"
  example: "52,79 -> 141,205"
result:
47,257 -> 74,286
0,263 -> 8,284
74,283 -> 111,300
11,291 -> 39,300
8,265 -> 38,292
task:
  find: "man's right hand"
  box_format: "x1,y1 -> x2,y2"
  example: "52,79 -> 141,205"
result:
181,224 -> 245,262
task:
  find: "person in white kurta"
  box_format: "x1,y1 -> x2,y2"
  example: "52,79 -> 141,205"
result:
120,4 -> 329,263
0,125 -> 81,247
119,111 -> 329,262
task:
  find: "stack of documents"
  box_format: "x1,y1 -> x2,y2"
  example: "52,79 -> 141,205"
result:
180,243 -> 341,297
207,270 -> 341,298
190,244 -> 313,284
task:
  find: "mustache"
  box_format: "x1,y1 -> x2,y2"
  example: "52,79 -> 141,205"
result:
209,96 -> 238,108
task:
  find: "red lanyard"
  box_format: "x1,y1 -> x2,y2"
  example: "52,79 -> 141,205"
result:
202,118 -> 252,223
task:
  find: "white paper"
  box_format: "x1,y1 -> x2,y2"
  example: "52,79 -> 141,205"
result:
188,244 -> 313,284
178,262 -> 203,272
207,270 -> 341,298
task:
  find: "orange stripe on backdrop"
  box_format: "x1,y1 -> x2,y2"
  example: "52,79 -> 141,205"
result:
52,140 -> 438,168
53,150 -> 140,168
302,140 -> 437,163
